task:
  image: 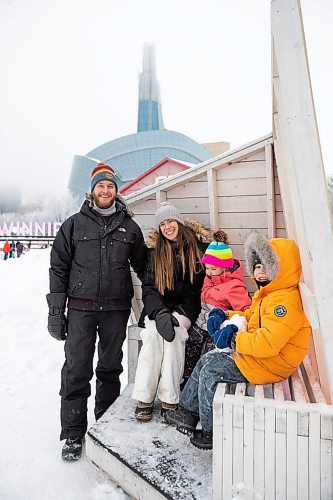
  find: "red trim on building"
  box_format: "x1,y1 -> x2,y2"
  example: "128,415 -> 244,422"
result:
119,157 -> 192,195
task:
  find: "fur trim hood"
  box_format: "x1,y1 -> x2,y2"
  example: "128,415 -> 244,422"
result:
244,231 -> 302,290
146,219 -> 209,248
244,231 -> 279,281
85,192 -> 134,217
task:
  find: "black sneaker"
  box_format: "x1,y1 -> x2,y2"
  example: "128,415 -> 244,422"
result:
134,402 -> 154,422
61,437 -> 83,461
164,406 -> 199,435
160,402 -> 177,422
190,430 -> 213,450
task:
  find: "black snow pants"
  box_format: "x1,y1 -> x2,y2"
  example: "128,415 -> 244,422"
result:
60,308 -> 130,440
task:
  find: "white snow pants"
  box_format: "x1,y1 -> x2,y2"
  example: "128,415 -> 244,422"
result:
132,312 -> 191,404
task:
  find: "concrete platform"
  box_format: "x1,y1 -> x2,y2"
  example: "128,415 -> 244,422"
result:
86,385 -> 212,499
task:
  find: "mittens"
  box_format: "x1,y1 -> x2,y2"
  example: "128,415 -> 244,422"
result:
154,308 -> 179,342
47,312 -> 68,341
46,293 -> 68,341
207,308 -> 228,335
211,324 -> 238,349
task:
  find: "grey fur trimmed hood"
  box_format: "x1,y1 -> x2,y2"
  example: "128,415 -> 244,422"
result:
244,231 -> 279,281
85,192 -> 134,217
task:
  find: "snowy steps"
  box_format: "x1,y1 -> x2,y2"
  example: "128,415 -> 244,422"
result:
86,385 -> 212,499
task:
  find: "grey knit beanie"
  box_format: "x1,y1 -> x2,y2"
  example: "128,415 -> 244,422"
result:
155,202 -> 185,228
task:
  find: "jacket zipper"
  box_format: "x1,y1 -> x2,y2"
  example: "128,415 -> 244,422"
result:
98,223 -> 108,299
97,223 -> 107,300
258,300 -> 262,327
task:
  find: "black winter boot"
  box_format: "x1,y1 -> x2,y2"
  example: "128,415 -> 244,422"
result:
61,437 -> 83,461
190,430 -> 213,450
160,402 -> 177,422
164,406 -> 199,435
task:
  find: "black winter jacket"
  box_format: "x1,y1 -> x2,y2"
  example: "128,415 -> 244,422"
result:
49,200 -> 147,309
139,235 -> 208,326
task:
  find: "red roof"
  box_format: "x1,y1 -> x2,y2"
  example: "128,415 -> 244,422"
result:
119,157 -> 193,195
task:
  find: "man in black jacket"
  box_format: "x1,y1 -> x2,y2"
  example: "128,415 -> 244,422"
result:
47,163 -> 147,461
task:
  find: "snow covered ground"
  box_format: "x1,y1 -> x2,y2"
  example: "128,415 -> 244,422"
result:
0,248 -> 129,499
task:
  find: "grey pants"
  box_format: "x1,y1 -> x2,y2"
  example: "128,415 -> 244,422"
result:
180,350 -> 247,432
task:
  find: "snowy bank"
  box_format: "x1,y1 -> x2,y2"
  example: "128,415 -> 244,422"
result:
0,249 -> 128,499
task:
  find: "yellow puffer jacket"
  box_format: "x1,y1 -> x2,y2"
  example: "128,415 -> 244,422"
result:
230,238 -> 311,384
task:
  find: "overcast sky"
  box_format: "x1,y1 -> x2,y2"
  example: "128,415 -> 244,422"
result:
0,0 -> 332,201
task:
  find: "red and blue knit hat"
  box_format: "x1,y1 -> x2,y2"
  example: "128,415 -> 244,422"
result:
91,162 -> 118,192
202,231 -> 234,268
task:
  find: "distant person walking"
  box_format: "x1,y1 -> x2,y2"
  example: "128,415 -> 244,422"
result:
3,240 -> 10,260
9,240 -> 16,258
47,162 -> 147,461
16,241 -> 24,258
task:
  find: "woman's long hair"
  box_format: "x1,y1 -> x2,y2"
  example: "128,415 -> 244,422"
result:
154,223 -> 204,294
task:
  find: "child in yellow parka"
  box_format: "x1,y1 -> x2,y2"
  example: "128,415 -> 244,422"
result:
165,231 -> 311,450
223,231 -> 312,384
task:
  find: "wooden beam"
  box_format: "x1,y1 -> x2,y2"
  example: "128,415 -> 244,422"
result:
207,168 -> 218,231
272,54 -> 297,239
156,190 -> 166,206
272,0 -> 333,400
265,143 -> 276,238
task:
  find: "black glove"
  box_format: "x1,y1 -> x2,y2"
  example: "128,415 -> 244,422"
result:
207,308 -> 229,335
46,293 -> 68,341
154,308 -> 179,342
211,324 -> 238,349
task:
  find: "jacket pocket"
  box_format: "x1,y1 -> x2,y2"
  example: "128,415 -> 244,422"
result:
73,231 -> 100,266
106,264 -> 133,299
68,269 -> 85,295
110,231 -> 135,263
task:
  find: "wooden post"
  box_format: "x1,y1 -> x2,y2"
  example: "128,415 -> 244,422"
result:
156,190 -> 166,206
272,0 -> 333,401
127,325 -> 142,384
207,167 -> 219,231
265,143 -> 276,238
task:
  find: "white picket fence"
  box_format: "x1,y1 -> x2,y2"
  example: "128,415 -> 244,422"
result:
213,357 -> 333,500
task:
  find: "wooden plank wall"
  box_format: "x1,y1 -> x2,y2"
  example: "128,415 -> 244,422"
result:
128,140 -> 285,308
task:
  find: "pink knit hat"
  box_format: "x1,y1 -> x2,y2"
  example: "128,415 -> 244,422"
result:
202,231 -> 234,268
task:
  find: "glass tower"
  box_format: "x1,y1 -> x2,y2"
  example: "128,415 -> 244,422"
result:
137,43 -> 164,132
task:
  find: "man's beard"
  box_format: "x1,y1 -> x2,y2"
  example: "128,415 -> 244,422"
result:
92,194 -> 115,209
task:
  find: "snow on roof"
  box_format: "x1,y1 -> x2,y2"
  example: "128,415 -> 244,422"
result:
168,157 -> 196,167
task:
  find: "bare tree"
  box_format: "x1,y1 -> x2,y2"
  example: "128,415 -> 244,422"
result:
0,192 -> 80,238
40,192 -> 80,223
